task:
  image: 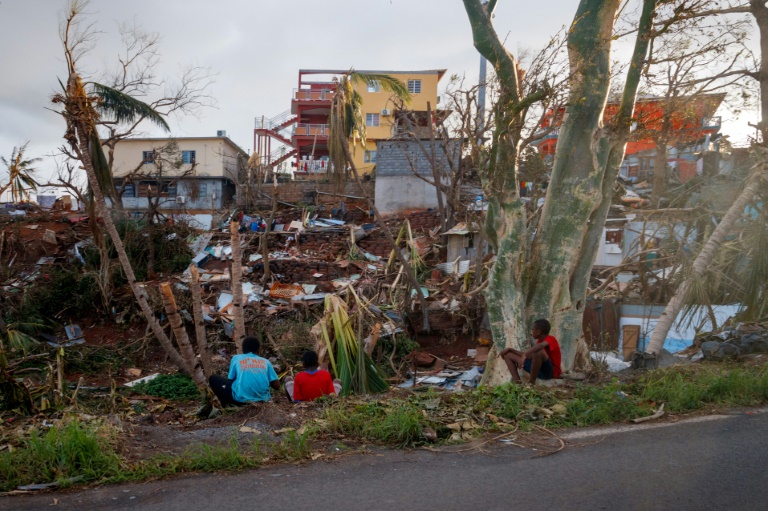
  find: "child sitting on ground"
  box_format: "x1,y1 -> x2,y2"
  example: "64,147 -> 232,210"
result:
497,318 -> 562,384
284,350 -> 342,402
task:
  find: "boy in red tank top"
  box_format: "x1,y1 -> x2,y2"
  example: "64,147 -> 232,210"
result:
498,318 -> 562,384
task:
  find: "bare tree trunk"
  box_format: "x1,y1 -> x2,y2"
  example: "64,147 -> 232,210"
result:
229,221 -> 246,353
189,264 -> 213,377
646,166 -> 765,354
260,178 -> 278,287
159,282 -> 206,387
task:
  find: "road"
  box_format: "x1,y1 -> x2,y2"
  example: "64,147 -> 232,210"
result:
4,408 -> 768,511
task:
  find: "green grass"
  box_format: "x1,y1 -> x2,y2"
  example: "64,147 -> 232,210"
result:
0,420 -> 123,492
639,364 -> 768,411
4,363 -> 768,493
131,373 -> 200,400
325,399 -> 431,446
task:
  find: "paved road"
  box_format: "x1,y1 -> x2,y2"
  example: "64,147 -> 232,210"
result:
5,409 -> 768,511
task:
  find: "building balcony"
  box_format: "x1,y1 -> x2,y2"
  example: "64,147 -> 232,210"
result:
293,88 -> 335,102
294,123 -> 330,137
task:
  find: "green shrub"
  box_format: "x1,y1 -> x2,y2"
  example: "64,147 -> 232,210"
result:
132,373 -> 200,400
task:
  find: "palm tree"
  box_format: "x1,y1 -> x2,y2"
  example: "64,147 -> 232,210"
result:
646,158 -> 767,354
327,69 -> 410,184
51,2 -> 203,387
1,142 -> 41,203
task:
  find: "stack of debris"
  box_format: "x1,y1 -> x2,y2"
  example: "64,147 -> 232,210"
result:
686,323 -> 768,361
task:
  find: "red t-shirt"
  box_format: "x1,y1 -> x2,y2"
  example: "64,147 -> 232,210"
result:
538,335 -> 562,378
293,369 -> 336,402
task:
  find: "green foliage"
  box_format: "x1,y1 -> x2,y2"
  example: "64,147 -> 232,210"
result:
640,364 -> 768,411
324,398 -> 430,446
132,373 -> 199,400
64,345 -> 129,376
563,383 -> 655,426
0,420 -> 123,492
19,267 -> 100,321
269,430 -> 314,460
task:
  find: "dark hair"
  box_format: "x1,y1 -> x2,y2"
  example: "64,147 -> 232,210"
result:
242,336 -> 261,355
301,350 -> 319,369
533,319 -> 551,336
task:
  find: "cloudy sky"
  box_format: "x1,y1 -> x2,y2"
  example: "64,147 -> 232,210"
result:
0,0 -> 756,185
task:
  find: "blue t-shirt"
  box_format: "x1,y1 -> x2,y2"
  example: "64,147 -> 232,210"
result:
228,354 -> 278,403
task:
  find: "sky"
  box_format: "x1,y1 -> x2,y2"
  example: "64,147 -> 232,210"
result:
0,0 -> 758,189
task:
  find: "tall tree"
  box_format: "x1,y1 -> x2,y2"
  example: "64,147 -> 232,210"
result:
51,0 -> 202,386
463,0 -> 657,383
1,142 -> 41,203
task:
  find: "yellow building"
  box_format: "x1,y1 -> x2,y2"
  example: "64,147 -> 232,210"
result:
254,69 -> 447,177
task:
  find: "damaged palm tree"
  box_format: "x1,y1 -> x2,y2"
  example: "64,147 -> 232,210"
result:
327,69 -> 431,331
319,294 -> 388,395
51,1 -> 191,377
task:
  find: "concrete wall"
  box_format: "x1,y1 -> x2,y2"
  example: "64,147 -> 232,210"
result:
119,177 -> 233,211
375,175 -> 440,215
619,303 -> 742,353
374,139 -> 457,215
255,180 -> 374,206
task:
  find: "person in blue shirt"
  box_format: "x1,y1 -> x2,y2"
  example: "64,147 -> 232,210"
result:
209,336 -> 279,406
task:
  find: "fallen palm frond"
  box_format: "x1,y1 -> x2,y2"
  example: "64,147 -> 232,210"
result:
322,294 -> 388,396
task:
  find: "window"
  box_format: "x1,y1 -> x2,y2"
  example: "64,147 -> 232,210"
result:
162,181 -> 177,197
367,80 -> 381,93
407,79 -> 422,94
182,150 -> 196,164
198,183 -> 208,198
365,113 -> 380,127
364,150 -> 377,163
121,183 -> 135,198
142,150 -> 155,164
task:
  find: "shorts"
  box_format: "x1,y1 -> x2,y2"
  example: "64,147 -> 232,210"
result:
523,358 -> 554,380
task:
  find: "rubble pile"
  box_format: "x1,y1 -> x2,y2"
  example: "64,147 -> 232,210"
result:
694,323 -> 768,361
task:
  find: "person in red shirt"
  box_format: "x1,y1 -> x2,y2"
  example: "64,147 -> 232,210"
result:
498,318 -> 562,384
284,351 -> 341,402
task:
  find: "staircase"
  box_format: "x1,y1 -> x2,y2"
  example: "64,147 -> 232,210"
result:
254,110 -> 299,167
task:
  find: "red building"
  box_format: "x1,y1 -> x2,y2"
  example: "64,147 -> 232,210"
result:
534,94 -> 725,182
254,70 -> 337,176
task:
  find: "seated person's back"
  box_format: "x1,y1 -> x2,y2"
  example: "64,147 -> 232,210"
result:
289,351 -> 338,402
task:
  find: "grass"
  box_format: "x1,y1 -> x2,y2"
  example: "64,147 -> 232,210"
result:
324,398 -> 432,446
3,362 -> 768,493
0,420 -> 123,492
639,363 -> 768,411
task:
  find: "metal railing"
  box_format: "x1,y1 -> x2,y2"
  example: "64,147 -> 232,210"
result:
293,88 -> 334,101
295,160 -> 333,173
294,123 -> 330,136
255,109 -> 296,130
